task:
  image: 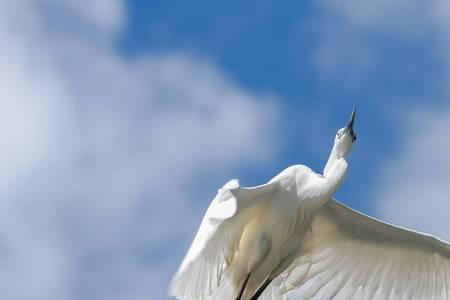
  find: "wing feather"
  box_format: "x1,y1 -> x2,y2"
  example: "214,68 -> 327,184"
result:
169,179 -> 278,300
277,199 -> 450,300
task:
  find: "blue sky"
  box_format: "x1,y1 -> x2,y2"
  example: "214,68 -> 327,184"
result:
119,0 -> 446,211
1,1 -> 450,300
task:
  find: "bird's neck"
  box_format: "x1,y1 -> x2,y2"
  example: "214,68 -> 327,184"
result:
323,149 -> 348,196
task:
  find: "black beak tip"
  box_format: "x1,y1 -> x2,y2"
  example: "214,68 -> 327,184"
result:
350,107 -> 356,122
349,108 -> 356,127
344,108 -> 357,136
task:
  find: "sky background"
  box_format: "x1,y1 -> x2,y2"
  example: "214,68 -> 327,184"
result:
1,1 -> 450,299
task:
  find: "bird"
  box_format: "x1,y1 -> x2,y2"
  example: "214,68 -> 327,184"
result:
169,109 -> 450,300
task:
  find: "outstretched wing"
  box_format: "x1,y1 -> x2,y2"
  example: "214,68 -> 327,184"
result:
274,199 -> 450,300
169,179 -> 278,300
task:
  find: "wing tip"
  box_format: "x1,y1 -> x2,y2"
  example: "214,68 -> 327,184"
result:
167,277 -> 179,299
168,272 -> 191,300
220,179 -> 240,192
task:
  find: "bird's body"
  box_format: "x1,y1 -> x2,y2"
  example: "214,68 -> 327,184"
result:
229,165 -> 324,299
169,110 -> 450,300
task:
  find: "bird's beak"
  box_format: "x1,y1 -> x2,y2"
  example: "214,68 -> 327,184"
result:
344,108 -> 356,135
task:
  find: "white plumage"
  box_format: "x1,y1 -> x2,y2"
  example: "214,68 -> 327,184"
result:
169,110 -> 450,300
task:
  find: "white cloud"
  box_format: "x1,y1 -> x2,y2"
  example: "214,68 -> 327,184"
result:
309,0 -> 441,82
0,1 -> 279,299
374,107 -> 450,241
317,0 -> 432,35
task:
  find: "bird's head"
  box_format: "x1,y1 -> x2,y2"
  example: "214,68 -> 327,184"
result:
333,108 -> 357,158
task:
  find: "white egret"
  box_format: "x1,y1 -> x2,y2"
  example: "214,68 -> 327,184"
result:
170,109 -> 450,300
